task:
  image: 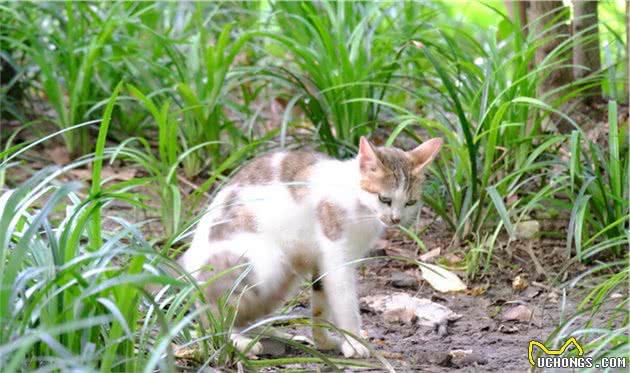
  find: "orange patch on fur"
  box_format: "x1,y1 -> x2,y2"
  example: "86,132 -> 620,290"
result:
196,251 -> 259,327
229,154 -> 275,186
287,243 -> 317,280
280,151 -> 325,201
360,146 -> 422,199
209,191 -> 257,241
316,200 -> 346,241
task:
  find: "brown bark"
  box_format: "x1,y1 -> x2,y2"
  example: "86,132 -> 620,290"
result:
573,0 -> 602,103
504,1 -> 529,36
626,0 -> 629,102
528,1 -> 575,132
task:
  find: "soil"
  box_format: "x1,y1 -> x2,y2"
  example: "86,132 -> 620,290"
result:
255,226 -> 580,373
231,211 -> 596,373
354,257 -> 567,372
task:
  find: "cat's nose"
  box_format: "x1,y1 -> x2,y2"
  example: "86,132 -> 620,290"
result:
391,217 -> 401,224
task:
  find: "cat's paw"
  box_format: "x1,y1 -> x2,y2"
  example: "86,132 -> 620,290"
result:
341,338 -> 370,358
231,333 -> 263,356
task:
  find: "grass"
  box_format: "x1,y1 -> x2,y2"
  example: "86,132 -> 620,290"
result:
565,101 -> 628,259
1,0 -> 628,371
0,140 -> 182,372
546,259 -> 629,372
8,3 -> 125,157
252,1 -> 405,157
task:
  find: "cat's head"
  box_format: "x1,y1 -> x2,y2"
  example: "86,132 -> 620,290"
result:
357,136 -> 443,227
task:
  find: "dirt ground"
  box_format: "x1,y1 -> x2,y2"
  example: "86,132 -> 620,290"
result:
238,212 -> 590,373
354,256 -> 567,372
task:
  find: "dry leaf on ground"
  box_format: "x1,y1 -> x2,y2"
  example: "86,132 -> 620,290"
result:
419,262 -> 467,293
174,344 -> 202,361
362,292 -> 461,329
382,351 -> 404,359
419,247 -> 441,262
467,286 -> 487,296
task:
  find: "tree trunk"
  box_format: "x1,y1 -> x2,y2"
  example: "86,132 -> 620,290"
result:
573,0 -> 602,103
626,0 -> 629,102
528,1 -> 575,132
504,0 -> 529,36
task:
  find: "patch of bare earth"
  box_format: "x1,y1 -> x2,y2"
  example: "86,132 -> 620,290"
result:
354,257 -> 567,372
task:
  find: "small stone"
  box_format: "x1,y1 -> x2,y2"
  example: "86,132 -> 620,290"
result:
390,272 -> 418,289
501,304 -> 533,322
498,324 -> 519,334
419,263 -> 467,293
523,287 -> 542,299
360,329 -> 369,339
367,248 -> 387,257
412,40 -> 425,48
512,275 -> 528,291
514,220 -> 540,239
548,291 -> 559,303
417,350 -> 452,366
383,308 -> 418,324
368,328 -> 385,341
449,349 -> 488,366
449,349 -> 472,360
174,344 -> 203,361
259,339 -> 286,357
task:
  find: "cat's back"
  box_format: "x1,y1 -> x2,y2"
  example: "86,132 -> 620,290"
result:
227,149 -> 331,196
189,150 -> 333,247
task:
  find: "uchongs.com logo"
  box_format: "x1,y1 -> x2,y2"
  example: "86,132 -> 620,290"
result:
528,337 -> 627,370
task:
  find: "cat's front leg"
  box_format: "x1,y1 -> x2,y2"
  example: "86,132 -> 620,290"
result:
319,253 -> 370,358
311,273 -> 340,350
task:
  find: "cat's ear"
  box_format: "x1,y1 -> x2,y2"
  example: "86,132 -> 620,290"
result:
358,136 -> 383,173
408,138 -> 443,174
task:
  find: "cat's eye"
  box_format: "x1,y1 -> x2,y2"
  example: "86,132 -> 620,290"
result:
378,194 -> 392,206
405,200 -> 417,207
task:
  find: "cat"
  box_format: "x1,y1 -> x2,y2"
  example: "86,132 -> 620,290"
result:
179,136 -> 443,358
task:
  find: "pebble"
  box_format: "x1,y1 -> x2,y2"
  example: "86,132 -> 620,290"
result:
390,272 -> 418,289
416,350 -> 452,366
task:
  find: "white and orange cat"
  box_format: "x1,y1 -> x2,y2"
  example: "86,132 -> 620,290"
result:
179,137 -> 442,357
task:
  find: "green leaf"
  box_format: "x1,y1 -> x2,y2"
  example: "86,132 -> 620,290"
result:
496,19 -> 513,41
486,185 -> 515,238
